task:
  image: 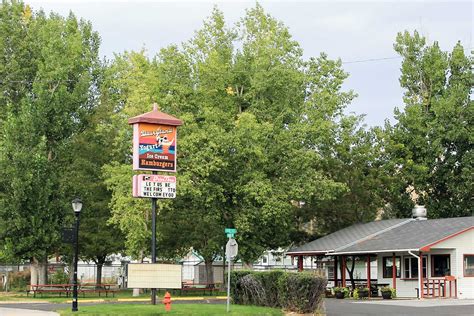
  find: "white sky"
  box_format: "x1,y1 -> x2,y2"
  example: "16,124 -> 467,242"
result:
26,0 -> 473,127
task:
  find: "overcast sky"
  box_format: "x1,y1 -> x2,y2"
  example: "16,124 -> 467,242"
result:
26,0 -> 473,127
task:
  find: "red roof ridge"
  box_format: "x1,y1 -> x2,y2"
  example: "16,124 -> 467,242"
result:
128,103 -> 183,126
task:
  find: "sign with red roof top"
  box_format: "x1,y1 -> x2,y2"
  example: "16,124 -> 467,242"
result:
128,104 -> 183,172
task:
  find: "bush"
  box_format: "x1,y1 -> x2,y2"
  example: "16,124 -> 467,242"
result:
8,270 -> 30,291
231,270 -> 327,314
50,270 -> 69,284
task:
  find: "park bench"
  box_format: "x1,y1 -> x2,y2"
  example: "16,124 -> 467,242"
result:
28,284 -> 72,298
79,283 -> 119,297
180,282 -> 218,296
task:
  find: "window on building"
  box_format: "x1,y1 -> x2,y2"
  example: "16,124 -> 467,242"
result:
327,266 -> 334,279
404,256 -> 427,279
464,255 -> 474,277
262,256 -> 268,264
383,256 -> 401,278
432,255 -> 450,277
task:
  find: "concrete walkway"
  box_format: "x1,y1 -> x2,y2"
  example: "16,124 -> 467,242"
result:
0,307 -> 59,316
325,298 -> 474,316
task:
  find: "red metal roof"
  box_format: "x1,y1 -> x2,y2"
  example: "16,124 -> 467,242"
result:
128,104 -> 183,126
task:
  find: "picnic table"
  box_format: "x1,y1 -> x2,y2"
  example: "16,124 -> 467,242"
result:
79,283 -> 119,297
28,283 -> 119,298
28,284 -> 73,297
179,282 -> 218,296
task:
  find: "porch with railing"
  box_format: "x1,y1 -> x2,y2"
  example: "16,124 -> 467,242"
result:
418,276 -> 457,298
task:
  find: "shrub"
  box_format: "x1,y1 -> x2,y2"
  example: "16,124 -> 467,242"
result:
278,272 -> 327,313
8,270 -> 30,291
50,270 -> 69,284
231,270 -> 327,314
230,270 -> 253,305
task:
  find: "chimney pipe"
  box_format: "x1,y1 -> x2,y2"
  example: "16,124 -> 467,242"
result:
412,205 -> 427,220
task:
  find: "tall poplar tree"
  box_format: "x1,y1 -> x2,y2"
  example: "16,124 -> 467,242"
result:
0,1 -> 101,283
385,31 -> 473,218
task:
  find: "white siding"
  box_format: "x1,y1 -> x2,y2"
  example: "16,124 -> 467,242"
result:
377,252 -> 419,298
430,229 -> 474,299
373,229 -> 474,299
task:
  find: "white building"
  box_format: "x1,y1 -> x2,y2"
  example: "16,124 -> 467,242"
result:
287,211 -> 474,299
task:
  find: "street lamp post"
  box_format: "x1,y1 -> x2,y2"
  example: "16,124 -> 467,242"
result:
71,198 -> 83,312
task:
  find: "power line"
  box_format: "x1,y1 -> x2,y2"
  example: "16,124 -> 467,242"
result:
341,56 -> 402,64
0,49 -> 472,85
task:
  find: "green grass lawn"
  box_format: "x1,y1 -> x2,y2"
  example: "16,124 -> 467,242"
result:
56,303 -> 283,315
0,289 -> 226,303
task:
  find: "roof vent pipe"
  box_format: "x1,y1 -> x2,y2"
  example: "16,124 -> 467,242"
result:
412,205 -> 427,220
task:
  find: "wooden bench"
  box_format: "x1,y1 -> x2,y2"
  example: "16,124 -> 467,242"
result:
79,283 -> 119,297
180,282 -> 217,296
28,284 -> 72,298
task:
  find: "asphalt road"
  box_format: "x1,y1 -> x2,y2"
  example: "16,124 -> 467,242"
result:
324,298 -> 474,316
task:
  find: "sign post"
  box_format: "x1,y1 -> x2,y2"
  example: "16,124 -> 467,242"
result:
225,228 -> 238,312
128,104 -> 182,305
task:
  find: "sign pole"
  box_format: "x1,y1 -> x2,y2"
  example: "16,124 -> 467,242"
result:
224,228 -> 237,313
151,173 -> 157,305
226,244 -> 231,313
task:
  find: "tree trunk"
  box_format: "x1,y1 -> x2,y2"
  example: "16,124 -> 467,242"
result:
30,258 -> 38,292
38,257 -> 48,285
132,250 -> 144,296
346,256 -> 356,290
95,255 -> 107,287
96,263 -> 103,287
204,259 -> 214,284
68,261 -> 74,284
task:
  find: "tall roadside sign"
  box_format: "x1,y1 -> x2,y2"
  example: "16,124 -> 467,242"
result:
128,104 -> 182,305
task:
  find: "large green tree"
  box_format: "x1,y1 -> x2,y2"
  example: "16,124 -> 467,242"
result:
102,5 -> 375,282
384,31 -> 473,218
61,102 -> 125,285
0,1 -> 101,283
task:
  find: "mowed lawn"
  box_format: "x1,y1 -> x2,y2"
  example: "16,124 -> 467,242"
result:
57,303 -> 284,315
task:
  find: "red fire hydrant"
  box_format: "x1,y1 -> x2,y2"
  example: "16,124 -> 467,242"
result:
163,291 -> 172,311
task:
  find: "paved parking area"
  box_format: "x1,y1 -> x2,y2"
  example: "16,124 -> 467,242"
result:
324,298 -> 474,316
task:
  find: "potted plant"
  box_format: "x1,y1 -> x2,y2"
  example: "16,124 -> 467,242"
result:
334,287 -> 349,299
325,288 -> 334,298
381,286 -> 396,299
357,287 -> 369,299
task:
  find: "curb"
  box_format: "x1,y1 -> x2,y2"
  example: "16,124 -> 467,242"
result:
0,301 -> 50,304
117,296 -> 227,302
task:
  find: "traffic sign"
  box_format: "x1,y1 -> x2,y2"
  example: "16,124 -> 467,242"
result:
225,228 -> 237,238
226,238 -> 238,260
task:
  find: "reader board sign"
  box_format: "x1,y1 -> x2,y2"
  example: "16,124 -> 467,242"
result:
127,263 -> 182,289
132,174 -> 176,198
132,123 -> 177,172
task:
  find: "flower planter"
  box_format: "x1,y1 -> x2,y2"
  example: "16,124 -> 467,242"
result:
381,291 -> 392,299
335,291 -> 345,299
358,290 -> 369,298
